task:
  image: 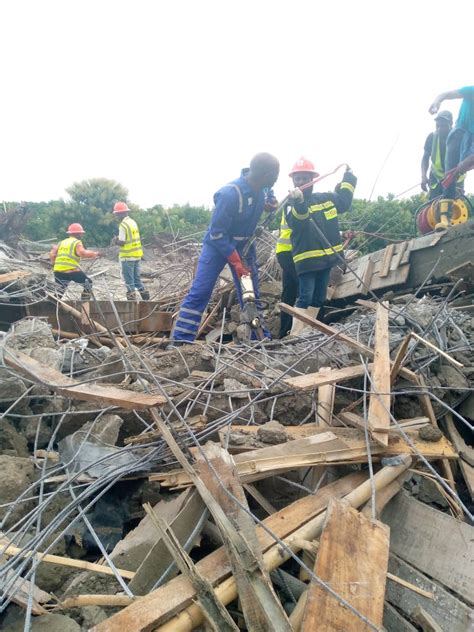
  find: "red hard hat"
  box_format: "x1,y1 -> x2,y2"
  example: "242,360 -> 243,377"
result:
67,223 -> 85,234
113,201 -> 130,214
289,157 -> 319,178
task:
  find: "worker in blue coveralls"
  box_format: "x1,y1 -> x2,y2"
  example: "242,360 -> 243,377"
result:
170,152 -> 280,344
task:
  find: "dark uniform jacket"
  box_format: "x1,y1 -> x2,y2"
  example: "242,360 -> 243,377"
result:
287,171 -> 357,274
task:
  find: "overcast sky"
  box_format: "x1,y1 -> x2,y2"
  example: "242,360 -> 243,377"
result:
1,0 -> 472,209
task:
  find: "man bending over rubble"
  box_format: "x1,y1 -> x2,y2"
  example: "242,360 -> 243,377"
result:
50,223 -> 100,299
170,152 -> 280,345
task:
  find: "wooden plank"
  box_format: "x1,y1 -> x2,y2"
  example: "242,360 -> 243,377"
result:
0,270 -> 31,284
368,302 -> 391,447
445,414 -> 474,500
386,555 -> 473,632
3,571 -> 51,615
383,602 -> 418,632
4,348 -> 165,410
196,443 -> 292,632
93,472 -> 367,632
411,605 -> 443,632
317,367 -> 335,426
301,498 -> 389,631
284,364 -> 371,391
382,492 -> 474,604
379,243 -> 395,278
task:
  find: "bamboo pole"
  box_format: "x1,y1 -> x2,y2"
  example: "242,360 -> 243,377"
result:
0,540 -> 135,580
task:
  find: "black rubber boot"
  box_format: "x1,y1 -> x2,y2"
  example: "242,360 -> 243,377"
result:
139,289 -> 150,301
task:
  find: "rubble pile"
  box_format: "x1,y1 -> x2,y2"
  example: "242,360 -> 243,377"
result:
0,231 -> 473,631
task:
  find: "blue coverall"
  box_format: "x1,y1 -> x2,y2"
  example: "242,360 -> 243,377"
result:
171,170 -> 267,343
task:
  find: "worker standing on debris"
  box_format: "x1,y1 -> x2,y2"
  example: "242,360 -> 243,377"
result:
50,223 -> 100,299
170,153 -> 280,344
286,160 -> 357,336
275,158 -> 319,338
112,202 -> 150,301
429,86 -> 474,202
421,111 -> 454,199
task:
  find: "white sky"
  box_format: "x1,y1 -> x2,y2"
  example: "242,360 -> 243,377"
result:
1,0 -> 472,209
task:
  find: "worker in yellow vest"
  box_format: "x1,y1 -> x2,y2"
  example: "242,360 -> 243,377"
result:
112,202 -> 149,300
421,111 -> 453,200
49,223 -> 100,299
275,158 -> 319,338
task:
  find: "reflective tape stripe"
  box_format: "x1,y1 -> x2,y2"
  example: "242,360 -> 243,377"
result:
234,236 -> 247,241
210,232 -> 224,240
181,307 -> 202,317
293,243 -> 344,263
177,316 -> 201,326
173,325 -> 198,335
340,182 -> 355,193
278,237 -> 292,245
309,201 -> 334,212
291,208 -> 309,220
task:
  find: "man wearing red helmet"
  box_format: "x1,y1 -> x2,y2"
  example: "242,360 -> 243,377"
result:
275,158 -> 318,338
50,224 -> 100,299
286,159 -> 357,336
112,202 -> 149,301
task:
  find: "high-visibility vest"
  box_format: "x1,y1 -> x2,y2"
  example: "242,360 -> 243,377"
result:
119,217 -> 143,259
430,133 -> 465,188
53,237 -> 81,272
275,208 -> 292,254
430,133 -> 445,183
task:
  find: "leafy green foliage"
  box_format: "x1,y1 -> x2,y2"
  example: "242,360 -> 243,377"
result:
11,177 -> 473,253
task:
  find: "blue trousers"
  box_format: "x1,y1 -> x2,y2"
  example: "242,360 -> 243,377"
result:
172,243 -> 263,342
121,260 -> 144,293
296,268 -> 331,309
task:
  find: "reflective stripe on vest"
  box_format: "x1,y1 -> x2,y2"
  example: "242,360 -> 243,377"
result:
430,133 -> 444,182
53,237 -> 81,272
293,243 -> 344,263
275,208 -> 292,253
119,217 -> 143,259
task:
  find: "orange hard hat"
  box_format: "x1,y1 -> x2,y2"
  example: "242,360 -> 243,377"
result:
67,223 -> 85,234
113,201 -> 130,214
289,157 -> 319,178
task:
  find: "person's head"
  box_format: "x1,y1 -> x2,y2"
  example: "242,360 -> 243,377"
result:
67,223 -> 85,237
113,201 -> 130,219
247,153 -> 280,190
435,110 -> 453,135
289,157 -> 319,189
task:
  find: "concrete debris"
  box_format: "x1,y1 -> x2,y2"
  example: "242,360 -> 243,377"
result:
0,231 -> 473,631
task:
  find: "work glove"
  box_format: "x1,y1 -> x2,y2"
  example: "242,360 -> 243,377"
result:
110,235 -> 119,246
421,175 -> 429,192
288,188 -> 304,203
227,250 -> 250,278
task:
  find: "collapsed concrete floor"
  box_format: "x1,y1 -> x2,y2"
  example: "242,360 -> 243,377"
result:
0,231 -> 474,631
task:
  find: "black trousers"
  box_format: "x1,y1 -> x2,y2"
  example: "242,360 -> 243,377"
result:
54,270 -> 92,295
277,251 -> 298,338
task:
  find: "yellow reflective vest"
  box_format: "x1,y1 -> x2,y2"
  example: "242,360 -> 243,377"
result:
275,208 -> 292,254
119,217 -> 143,259
53,237 -> 81,272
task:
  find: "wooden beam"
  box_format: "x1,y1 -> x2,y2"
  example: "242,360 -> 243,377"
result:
4,349 -> 165,410
379,243 -> 395,278
368,302 -> 391,447
196,443 -> 292,632
0,270 -> 31,284
284,364 -> 372,392
317,367 -> 336,426
301,499 -> 389,631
